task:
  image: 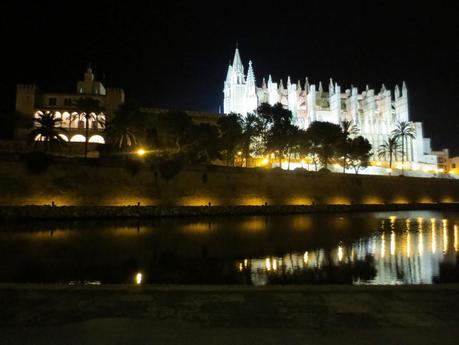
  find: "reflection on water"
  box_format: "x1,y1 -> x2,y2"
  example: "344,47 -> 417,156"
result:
240,214 -> 459,285
0,211 -> 458,285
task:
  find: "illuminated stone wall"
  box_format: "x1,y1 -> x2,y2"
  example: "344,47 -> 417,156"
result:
0,159 -> 459,206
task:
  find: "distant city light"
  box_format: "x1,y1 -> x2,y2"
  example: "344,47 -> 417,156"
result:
136,148 -> 146,156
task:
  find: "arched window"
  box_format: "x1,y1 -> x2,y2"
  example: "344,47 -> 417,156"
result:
88,135 -> 105,144
70,134 -> 86,143
59,134 -> 69,142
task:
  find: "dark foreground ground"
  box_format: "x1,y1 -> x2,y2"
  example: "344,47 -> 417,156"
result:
1,285 -> 459,345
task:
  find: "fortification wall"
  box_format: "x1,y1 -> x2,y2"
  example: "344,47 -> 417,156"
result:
0,157 -> 458,207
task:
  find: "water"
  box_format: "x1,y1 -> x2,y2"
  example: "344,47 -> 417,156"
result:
0,211 -> 458,285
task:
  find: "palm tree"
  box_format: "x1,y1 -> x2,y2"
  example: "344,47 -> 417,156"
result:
340,120 -> 359,138
73,98 -> 104,157
27,111 -> 67,152
378,136 -> 402,171
65,111 -> 79,132
339,120 -> 360,173
392,121 -> 416,174
105,102 -> 144,151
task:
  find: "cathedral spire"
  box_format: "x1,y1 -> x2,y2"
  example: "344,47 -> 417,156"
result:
246,60 -> 255,85
279,78 -> 284,91
329,78 -> 334,94
305,77 -> 309,92
297,79 -> 302,91
262,77 -> 267,89
395,84 -> 400,98
318,81 -> 323,93
225,65 -> 233,81
232,47 -> 243,71
402,81 -> 407,96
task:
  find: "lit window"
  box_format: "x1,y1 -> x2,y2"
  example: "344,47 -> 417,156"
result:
70,134 -> 86,142
88,135 -> 105,144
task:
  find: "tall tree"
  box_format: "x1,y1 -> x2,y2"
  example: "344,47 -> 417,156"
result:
340,120 -> 359,138
27,111 -> 67,152
338,120 -> 360,173
217,113 -> 243,166
305,121 -> 344,170
348,136 -> 372,174
240,113 -> 262,167
156,111 -> 193,151
378,136 -> 402,171
392,121 -> 416,174
73,97 -> 104,158
257,102 -> 294,165
182,123 -> 221,164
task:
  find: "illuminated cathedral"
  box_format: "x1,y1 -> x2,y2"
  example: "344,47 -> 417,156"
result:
223,48 -> 438,167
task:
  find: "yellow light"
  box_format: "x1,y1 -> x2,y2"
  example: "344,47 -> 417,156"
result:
443,227 -> 448,254
135,272 -> 142,285
136,148 -> 146,156
261,158 -> 269,165
337,245 -> 343,262
454,225 -> 458,252
418,223 -> 424,256
303,251 -> 309,265
244,259 -> 248,267
239,263 -> 243,271
390,231 -> 396,256
438,168 -> 445,173
376,161 -> 382,166
265,258 -> 271,271
237,151 -> 242,156
334,163 -> 341,169
386,168 -> 392,173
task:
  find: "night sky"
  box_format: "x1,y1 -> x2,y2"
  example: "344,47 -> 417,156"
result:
1,1 -> 458,153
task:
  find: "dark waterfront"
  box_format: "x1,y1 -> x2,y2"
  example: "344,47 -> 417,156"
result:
1,211 -> 458,285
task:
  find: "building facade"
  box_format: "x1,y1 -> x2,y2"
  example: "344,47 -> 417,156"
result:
16,67 -> 125,144
223,48 -> 437,168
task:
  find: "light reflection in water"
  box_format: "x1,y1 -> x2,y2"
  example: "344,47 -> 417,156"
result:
1,212 -> 458,285
338,245 -> 343,262
455,225 -> 458,252
239,215 -> 459,285
442,219 -> 448,254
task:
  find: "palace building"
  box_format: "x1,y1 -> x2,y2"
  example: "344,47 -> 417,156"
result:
223,48 -> 438,168
16,67 -> 125,144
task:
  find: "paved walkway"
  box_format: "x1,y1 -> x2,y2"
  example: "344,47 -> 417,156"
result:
1,285 -> 459,345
